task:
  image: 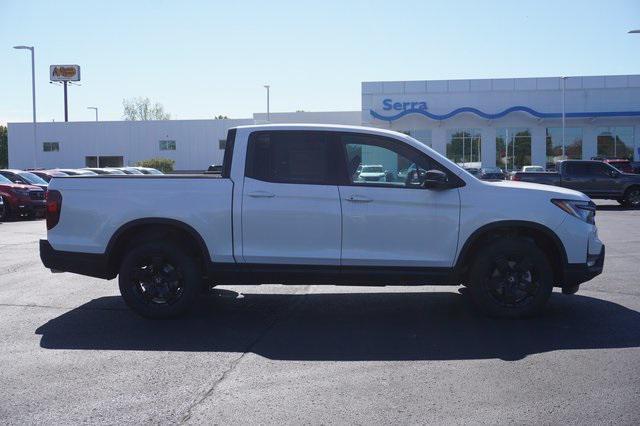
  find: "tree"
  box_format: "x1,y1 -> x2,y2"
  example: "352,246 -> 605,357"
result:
136,157 -> 175,173
213,115 -> 229,120
122,97 -> 171,120
0,125 -> 7,168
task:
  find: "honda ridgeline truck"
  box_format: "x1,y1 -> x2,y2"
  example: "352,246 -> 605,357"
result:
40,124 -> 605,318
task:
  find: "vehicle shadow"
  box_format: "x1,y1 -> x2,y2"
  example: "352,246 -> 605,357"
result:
35,290 -> 640,361
596,204 -> 630,211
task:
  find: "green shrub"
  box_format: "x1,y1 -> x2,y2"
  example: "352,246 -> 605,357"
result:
136,157 -> 175,173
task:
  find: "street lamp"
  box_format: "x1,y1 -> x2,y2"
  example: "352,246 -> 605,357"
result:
13,45 -> 37,168
87,107 -> 99,167
263,85 -> 270,122
87,106 -> 98,121
561,76 -> 568,159
628,30 -> 640,33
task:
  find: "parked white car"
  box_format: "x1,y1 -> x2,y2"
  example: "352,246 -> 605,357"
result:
357,164 -> 387,182
522,165 -> 545,172
40,124 -> 604,319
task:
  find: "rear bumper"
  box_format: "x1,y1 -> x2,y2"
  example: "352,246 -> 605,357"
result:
562,245 -> 605,287
40,239 -> 114,279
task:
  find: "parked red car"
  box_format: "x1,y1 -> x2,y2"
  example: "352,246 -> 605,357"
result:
0,174 -> 46,220
603,159 -> 634,174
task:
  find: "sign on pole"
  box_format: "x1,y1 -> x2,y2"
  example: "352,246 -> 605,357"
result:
50,65 -> 81,82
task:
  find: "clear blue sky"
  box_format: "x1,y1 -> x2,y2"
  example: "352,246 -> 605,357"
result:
1,0 -> 639,124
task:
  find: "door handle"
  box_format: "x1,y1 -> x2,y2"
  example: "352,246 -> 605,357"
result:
346,195 -> 373,203
247,191 -> 275,198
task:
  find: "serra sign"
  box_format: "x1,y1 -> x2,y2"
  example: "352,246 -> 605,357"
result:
50,65 -> 81,82
382,98 -> 427,111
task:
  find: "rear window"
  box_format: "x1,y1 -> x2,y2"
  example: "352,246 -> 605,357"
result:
564,163 -> 590,176
245,131 -> 338,185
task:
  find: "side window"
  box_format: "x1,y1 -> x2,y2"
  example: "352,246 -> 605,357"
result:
564,163 -> 589,176
589,163 -> 614,177
341,134 -> 442,188
245,131 -> 337,185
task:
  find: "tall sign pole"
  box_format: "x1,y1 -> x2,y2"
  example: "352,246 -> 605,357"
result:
50,65 -> 80,122
63,81 -> 68,122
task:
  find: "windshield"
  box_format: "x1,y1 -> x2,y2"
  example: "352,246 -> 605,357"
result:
18,172 -> 48,185
0,174 -> 12,184
362,166 -> 384,173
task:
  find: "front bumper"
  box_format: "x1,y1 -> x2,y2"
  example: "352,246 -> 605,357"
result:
563,245 -> 605,287
16,199 -> 46,217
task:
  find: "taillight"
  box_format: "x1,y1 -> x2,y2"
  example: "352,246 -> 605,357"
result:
46,190 -> 62,230
512,174 -> 521,181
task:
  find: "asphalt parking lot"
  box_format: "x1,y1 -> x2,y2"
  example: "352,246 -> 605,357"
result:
1,201 -> 639,424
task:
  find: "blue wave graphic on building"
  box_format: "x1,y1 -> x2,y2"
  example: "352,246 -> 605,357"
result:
369,106 -> 640,121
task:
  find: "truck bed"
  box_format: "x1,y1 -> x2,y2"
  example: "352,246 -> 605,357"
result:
46,174 -> 235,262
513,171 -> 561,186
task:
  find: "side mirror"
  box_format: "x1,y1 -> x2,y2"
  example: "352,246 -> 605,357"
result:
609,170 -> 620,178
422,169 -> 450,190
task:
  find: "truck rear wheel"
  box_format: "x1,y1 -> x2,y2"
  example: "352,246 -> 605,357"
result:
118,241 -> 201,318
467,237 -> 553,318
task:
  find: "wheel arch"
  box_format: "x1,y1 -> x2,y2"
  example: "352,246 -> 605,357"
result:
455,220 -> 568,285
105,218 -> 212,278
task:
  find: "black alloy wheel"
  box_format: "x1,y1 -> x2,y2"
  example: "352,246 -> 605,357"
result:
118,241 -> 200,318
468,237 -> 553,318
624,187 -> 640,208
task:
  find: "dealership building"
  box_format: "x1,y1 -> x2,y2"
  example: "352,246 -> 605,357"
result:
8,74 -> 640,171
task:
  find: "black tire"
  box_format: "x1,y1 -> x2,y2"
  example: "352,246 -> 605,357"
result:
468,237 -> 553,318
118,241 -> 201,318
0,197 -> 11,222
622,187 -> 640,209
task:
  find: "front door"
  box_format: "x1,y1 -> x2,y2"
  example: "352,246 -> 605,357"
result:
241,131 -> 342,265
338,133 -> 460,268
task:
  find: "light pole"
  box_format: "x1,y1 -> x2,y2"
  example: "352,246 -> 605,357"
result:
561,76 -> 567,159
628,30 -> 640,33
87,107 -> 99,167
87,106 -> 98,121
263,85 -> 270,122
13,45 -> 37,168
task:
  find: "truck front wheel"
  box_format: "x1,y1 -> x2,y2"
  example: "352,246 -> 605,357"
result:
467,237 -> 553,318
622,187 -> 640,209
118,241 -> 201,318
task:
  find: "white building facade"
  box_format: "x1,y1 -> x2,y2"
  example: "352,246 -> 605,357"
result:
363,75 -> 640,171
8,74 -> 640,172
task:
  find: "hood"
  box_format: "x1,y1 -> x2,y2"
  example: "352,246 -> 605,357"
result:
481,179 -> 590,200
0,183 -> 42,191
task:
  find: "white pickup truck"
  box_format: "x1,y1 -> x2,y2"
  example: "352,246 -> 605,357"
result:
40,124 -> 604,318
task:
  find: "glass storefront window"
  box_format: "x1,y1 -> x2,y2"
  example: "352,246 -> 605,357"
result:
446,128 -> 481,167
496,128 -> 531,172
596,127 -> 635,160
546,128 -> 582,169
409,129 -> 433,147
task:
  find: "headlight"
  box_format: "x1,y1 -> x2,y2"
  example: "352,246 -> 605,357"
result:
551,199 -> 596,224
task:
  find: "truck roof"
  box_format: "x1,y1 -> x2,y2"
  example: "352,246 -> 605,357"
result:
233,123 -> 407,139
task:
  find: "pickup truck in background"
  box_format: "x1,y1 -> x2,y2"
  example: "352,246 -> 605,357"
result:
512,160 -> 640,208
40,124 -> 604,319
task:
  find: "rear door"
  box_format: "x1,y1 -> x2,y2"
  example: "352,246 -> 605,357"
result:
241,131 -> 343,265
561,162 -> 594,195
337,133 -> 460,268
